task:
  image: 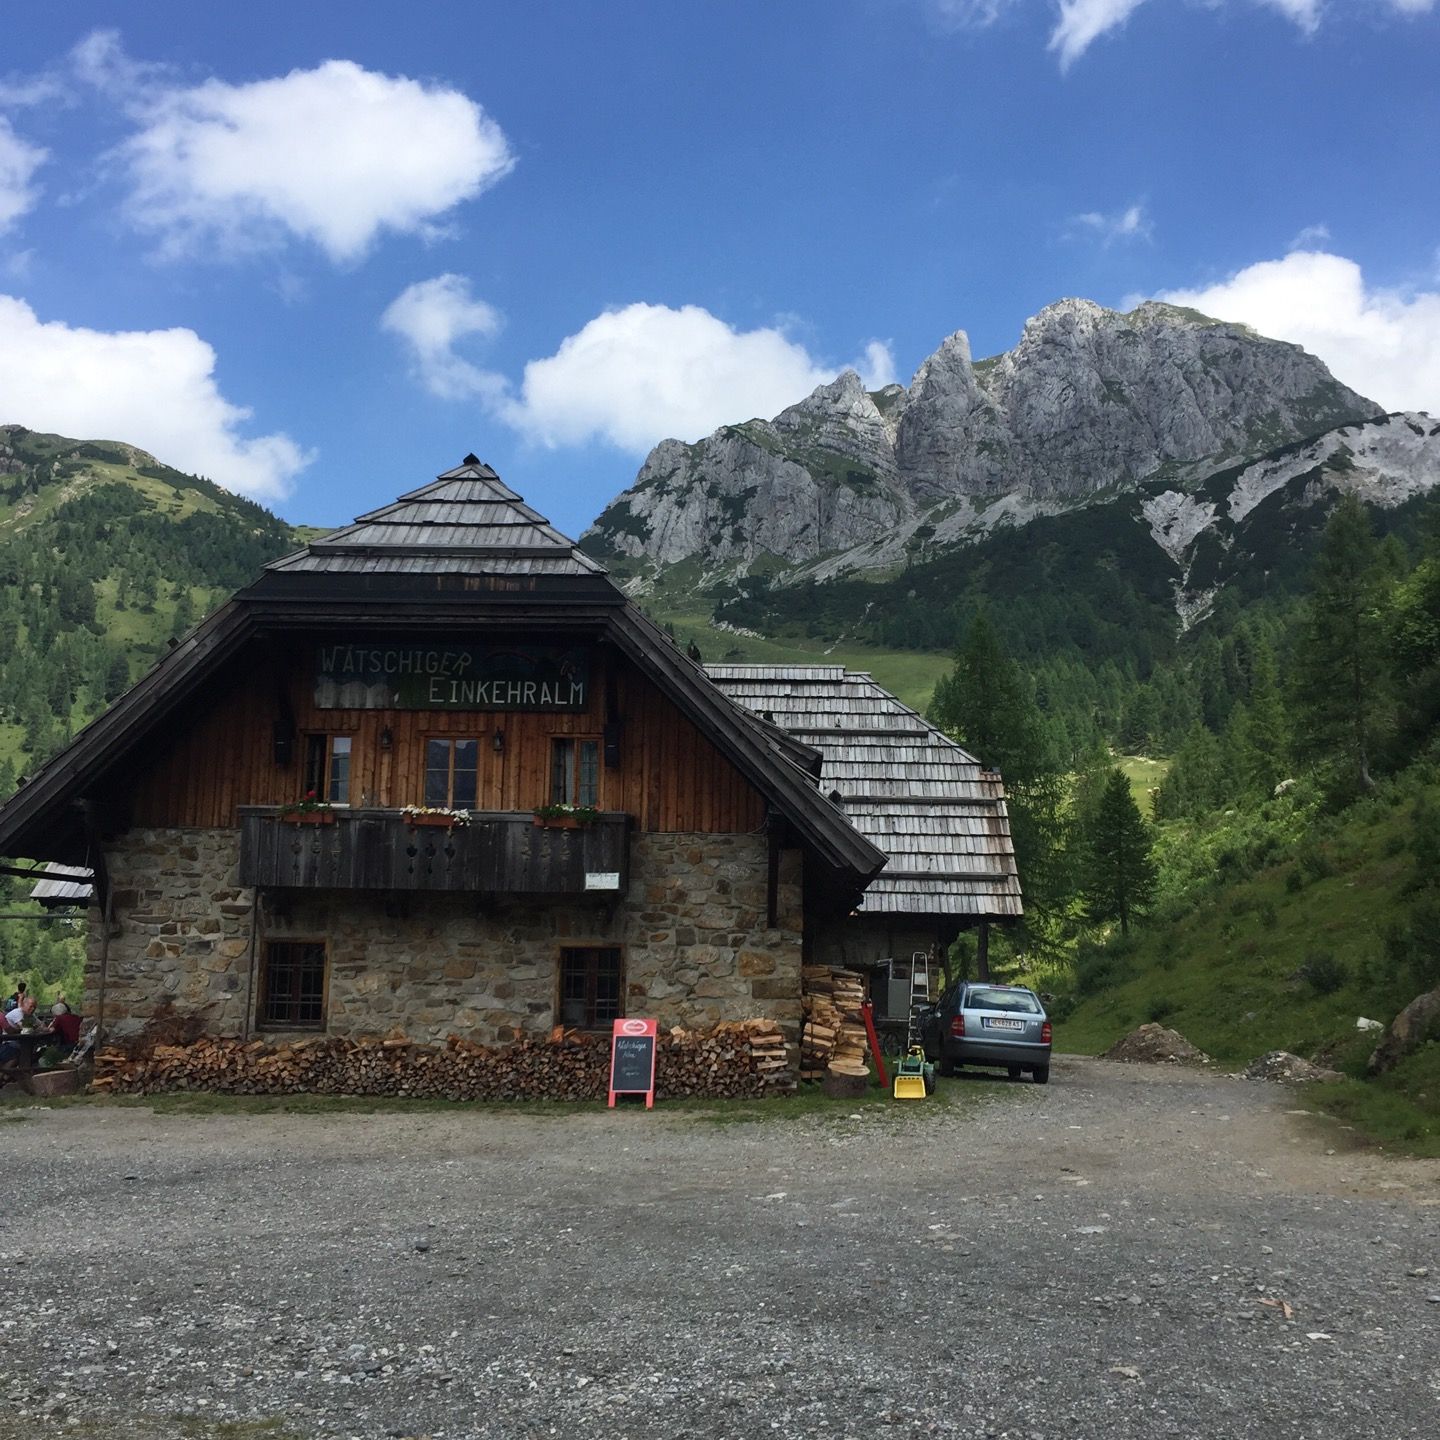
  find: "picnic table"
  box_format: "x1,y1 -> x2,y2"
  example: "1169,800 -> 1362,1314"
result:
2,1027 -> 58,1090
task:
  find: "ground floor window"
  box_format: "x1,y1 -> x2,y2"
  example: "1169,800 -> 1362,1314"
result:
550,737 -> 600,807
425,736 -> 479,808
303,734 -> 352,804
559,946 -> 623,1029
259,940 -> 327,1029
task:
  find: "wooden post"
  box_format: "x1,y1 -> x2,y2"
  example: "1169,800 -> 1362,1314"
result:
976,920 -> 991,982
81,798 -> 115,1050
241,888 -> 261,1040
93,888 -> 114,1053
766,809 -> 781,929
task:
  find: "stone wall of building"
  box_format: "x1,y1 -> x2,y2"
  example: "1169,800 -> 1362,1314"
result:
85,828 -> 803,1044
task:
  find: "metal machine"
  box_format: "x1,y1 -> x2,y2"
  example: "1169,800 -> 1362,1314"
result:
891,950 -> 936,1100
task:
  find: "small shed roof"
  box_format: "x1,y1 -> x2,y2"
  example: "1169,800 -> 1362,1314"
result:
706,665 -> 1022,921
30,863 -> 94,908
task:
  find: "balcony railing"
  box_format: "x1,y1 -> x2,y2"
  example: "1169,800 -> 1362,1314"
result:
238,807 -> 631,895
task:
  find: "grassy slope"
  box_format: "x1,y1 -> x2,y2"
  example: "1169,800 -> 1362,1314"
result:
652,600 -> 951,713
0,435 -> 308,773
1055,785 -> 1440,1154
1119,754 -> 1168,810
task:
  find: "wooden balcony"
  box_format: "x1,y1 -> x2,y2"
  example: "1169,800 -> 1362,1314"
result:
238,808 -> 631,895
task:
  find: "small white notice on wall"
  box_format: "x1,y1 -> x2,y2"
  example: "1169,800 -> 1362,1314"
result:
584,872 -> 621,891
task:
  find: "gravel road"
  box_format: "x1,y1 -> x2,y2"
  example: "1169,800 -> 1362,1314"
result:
1,1056 -> 1437,1440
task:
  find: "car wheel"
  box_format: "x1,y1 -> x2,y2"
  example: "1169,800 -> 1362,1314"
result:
1007,1065 -> 1022,1080
937,1052 -> 955,1077
1032,1065 -> 1050,1086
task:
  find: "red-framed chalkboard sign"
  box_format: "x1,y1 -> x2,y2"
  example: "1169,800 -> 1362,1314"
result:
608,1017 -> 658,1108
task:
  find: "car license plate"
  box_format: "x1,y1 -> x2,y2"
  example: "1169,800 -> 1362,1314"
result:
984,1018 -> 1024,1030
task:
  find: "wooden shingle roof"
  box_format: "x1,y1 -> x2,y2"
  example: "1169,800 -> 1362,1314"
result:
266,457 -> 606,576
706,665 -> 1022,920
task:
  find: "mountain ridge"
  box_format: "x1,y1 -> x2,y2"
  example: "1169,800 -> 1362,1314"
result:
582,297 -> 1394,596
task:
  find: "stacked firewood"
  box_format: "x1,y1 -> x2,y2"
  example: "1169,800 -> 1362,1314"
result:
90,1019 -> 795,1102
800,966 -> 871,1083
741,1018 -> 794,1094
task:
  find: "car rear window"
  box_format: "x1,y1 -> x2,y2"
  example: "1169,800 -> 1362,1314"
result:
964,987 -> 1041,1014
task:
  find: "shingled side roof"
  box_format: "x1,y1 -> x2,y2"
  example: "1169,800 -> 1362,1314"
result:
707,664 -> 1022,920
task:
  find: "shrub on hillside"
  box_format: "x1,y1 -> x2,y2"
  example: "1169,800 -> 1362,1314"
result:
1296,843 -> 1334,883
1075,936 -> 1134,996
1382,894 -> 1440,996
1299,948 -> 1348,996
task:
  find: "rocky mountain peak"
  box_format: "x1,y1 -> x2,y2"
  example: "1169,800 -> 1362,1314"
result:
771,369 -> 898,476
1020,296 -> 1110,334
583,296 -> 1385,579
908,330 -> 975,389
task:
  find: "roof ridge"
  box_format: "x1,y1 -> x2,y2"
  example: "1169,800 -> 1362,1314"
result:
266,458 -> 608,580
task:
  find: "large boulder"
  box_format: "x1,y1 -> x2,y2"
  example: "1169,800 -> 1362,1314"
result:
1104,1024 -> 1210,1065
1368,986 -> 1440,1075
1244,1050 -> 1344,1085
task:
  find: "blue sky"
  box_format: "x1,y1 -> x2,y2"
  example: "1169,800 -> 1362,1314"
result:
1,1 -> 1437,536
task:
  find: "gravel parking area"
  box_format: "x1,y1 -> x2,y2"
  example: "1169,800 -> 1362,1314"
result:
2,1056 -> 1437,1439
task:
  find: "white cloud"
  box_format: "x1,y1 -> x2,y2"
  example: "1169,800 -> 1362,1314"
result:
1290,222 -> 1331,249
0,116 -> 46,232
1257,0 -> 1322,31
96,41 -> 513,262
1044,0 -> 1431,68
494,303 -> 897,454
1048,0 -> 1150,69
923,0 -> 1018,26
1068,201 -> 1151,244
1157,250 -> 1440,413
0,294 -> 311,499
382,274 -> 506,402
859,340 -> 900,389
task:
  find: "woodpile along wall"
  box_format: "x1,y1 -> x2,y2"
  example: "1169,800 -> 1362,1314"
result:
800,966 -> 871,1082
91,1019 -> 794,1102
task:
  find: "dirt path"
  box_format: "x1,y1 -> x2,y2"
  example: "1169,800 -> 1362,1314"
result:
1,1057 -> 1436,1439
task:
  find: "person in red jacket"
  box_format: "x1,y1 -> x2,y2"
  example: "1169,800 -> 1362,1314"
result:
50,1002 -> 82,1050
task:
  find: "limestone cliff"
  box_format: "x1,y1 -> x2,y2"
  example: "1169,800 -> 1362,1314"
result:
583,298 -> 1381,581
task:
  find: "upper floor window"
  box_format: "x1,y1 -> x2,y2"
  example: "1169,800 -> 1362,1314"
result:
550,737 -> 599,808
303,734 -> 351,804
426,737 -> 479,809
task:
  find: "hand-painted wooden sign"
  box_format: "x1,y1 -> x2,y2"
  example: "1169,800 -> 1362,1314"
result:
608,1016 -> 657,1109
314,643 -> 590,711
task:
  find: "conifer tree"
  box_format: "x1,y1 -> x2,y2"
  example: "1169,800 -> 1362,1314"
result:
931,610 -> 1067,937
1289,496 -> 1389,797
1232,641 -> 1288,799
1082,767 -> 1158,937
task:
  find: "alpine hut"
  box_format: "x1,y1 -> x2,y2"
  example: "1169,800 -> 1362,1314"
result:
0,458 -> 1017,1064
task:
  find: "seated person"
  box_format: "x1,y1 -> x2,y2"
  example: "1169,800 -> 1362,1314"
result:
3,980 -> 26,1012
50,1002 -> 81,1051
0,997 -> 32,1069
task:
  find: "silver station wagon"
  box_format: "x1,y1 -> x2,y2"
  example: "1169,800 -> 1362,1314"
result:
920,981 -> 1052,1085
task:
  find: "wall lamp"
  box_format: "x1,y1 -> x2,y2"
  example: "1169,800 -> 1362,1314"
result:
379,726 -> 394,752
492,728 -> 506,754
